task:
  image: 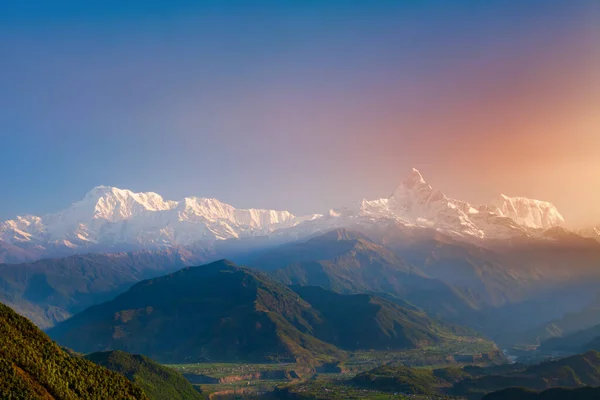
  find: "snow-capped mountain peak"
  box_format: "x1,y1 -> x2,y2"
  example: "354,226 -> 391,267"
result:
490,194 -> 565,229
0,187 -> 318,255
335,169 -> 563,240
389,169 -> 448,214
402,167 -> 428,188
79,186 -> 177,222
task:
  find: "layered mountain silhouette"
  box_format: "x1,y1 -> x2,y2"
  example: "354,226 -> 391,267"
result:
248,228 -> 600,337
0,249 -> 192,328
48,260 -> 479,363
256,229 -> 481,319
4,225 -> 600,339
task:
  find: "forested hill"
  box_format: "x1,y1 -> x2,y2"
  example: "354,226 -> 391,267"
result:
0,301 -> 147,400
85,351 -> 205,400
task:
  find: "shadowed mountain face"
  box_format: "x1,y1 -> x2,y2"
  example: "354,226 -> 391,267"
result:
85,351 -> 204,400
48,260 -> 477,364
0,302 -> 147,400
0,250 -> 193,328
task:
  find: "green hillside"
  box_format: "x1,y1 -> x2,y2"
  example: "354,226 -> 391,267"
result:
49,260 -> 474,364
292,285 -> 474,350
0,302 -> 147,400
49,260 -> 340,363
85,351 -> 205,400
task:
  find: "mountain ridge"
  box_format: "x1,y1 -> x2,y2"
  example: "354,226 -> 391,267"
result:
0,169 -> 577,263
0,186 -> 319,262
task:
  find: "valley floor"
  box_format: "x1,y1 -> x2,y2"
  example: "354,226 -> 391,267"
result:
167,341 -> 501,399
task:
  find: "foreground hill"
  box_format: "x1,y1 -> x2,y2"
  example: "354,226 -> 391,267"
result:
0,302 -> 147,400
48,260 -> 474,363
85,351 -> 204,400
0,250 -> 192,328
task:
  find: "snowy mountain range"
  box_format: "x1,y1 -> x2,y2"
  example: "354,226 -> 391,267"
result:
290,169 -> 566,241
0,169 -> 580,262
0,185 -> 318,252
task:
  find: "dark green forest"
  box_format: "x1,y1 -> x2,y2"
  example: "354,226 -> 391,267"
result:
0,302 -> 147,400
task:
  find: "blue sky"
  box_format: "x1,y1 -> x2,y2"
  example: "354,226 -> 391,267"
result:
1,1 -> 599,224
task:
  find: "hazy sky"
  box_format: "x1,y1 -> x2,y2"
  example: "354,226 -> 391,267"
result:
1,1 -> 599,226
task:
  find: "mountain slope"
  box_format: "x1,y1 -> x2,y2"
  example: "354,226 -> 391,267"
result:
48,260 -> 471,363
49,260 -> 339,363
363,223 -> 600,338
0,249 -> 193,328
371,225 -> 537,305
0,301 -> 147,400
262,227 -> 588,337
85,351 -> 204,400
291,285 -> 465,350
